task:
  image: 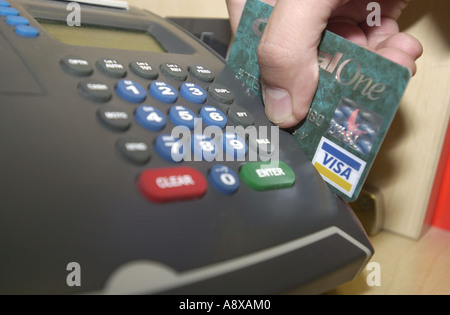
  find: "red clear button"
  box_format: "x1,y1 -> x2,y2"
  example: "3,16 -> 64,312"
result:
138,167 -> 207,203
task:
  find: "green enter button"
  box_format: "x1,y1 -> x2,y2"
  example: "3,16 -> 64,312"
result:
240,161 -> 295,191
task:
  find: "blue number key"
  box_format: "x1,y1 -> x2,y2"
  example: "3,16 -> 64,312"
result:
135,105 -> 166,131
168,106 -> 198,130
180,83 -> 207,104
208,165 -> 240,195
150,81 -> 178,104
154,134 -> 185,163
199,106 -> 227,129
221,133 -> 248,160
116,79 -> 146,103
191,134 -> 217,162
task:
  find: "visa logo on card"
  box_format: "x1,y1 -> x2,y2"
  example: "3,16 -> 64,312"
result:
312,137 -> 367,198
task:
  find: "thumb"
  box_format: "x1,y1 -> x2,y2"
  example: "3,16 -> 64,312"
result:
258,0 -> 347,128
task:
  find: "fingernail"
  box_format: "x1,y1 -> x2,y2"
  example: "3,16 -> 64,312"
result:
263,86 -> 293,124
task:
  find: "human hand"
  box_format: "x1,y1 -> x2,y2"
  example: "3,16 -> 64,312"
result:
226,0 -> 423,128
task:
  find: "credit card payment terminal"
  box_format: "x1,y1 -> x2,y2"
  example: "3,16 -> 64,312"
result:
0,0 -> 373,294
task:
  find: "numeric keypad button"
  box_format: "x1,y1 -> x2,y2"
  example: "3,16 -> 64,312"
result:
180,83 -> 207,104
221,133 -> 248,160
168,106 -> 198,130
154,135 -> 185,163
208,165 -> 240,195
116,79 -> 147,103
149,81 -> 178,104
135,105 -> 166,131
191,134 -> 218,162
199,106 -> 227,129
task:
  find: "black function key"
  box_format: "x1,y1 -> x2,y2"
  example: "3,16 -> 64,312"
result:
130,61 -> 159,80
116,137 -> 151,165
97,107 -> 131,132
208,83 -> 235,104
96,58 -> 127,78
227,105 -> 255,128
160,63 -> 188,81
248,132 -> 277,157
60,56 -> 93,77
78,79 -> 112,103
189,65 -> 215,82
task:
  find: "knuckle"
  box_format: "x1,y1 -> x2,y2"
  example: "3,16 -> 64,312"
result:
257,39 -> 297,73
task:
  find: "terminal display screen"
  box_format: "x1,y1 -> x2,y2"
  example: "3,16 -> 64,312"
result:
38,19 -> 167,53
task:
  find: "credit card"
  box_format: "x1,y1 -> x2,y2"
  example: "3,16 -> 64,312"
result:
227,0 -> 410,201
